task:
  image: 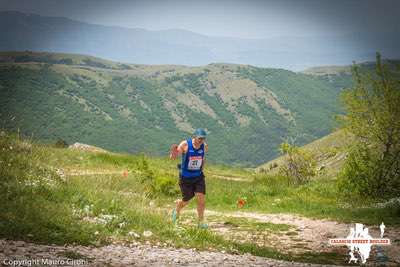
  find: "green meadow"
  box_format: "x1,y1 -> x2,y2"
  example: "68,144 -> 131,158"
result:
1,130 -> 399,265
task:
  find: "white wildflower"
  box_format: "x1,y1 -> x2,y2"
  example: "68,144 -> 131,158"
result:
72,208 -> 81,217
24,180 -> 38,187
128,231 -> 140,238
56,168 -> 66,181
374,197 -> 400,208
99,214 -> 118,222
83,205 -> 91,215
143,230 -> 153,237
97,218 -> 108,224
83,216 -> 107,225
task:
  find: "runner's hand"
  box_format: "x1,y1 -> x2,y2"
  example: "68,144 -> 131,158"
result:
169,144 -> 179,160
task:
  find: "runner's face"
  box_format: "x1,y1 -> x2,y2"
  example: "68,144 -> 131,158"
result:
195,137 -> 205,144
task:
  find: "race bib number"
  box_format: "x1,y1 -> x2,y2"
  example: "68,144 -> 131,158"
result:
188,156 -> 203,170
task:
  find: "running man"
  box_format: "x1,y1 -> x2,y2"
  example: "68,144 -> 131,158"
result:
169,128 -> 208,229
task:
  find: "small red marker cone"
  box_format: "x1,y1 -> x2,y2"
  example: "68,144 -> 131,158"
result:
123,170 -> 129,177
237,198 -> 246,208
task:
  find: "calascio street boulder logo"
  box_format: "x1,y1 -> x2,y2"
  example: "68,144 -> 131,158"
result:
329,223 -> 391,264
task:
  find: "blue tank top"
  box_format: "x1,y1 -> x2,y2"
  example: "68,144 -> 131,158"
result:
180,138 -> 205,179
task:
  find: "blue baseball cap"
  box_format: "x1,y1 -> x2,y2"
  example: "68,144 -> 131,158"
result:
193,128 -> 207,138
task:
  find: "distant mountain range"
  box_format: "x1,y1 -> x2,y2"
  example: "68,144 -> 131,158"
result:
1,11 -> 398,71
0,51 -> 357,166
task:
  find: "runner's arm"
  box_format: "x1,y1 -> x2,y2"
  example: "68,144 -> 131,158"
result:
202,143 -> 208,170
177,140 -> 188,154
169,140 -> 187,160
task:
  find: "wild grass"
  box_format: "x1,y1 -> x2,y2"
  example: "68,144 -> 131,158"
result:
216,216 -> 292,232
205,173 -> 400,225
1,130 -> 399,265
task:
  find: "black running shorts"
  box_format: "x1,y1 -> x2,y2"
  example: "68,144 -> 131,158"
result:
179,175 -> 206,202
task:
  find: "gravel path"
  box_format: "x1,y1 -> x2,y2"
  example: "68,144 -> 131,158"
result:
0,239 -> 344,267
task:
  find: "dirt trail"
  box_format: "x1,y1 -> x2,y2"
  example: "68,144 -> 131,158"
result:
178,209 -> 400,265
209,174 -> 252,182
203,209 -> 349,252
64,169 -> 252,182
0,239 -> 344,267
66,170 -> 122,176
2,210 -> 399,266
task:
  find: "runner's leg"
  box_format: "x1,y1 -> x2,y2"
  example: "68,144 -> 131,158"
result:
195,192 -> 205,222
194,176 -> 206,222
176,199 -> 189,215
176,179 -> 195,216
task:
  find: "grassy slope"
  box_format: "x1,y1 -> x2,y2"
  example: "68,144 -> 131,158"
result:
1,131 -> 399,265
256,129 -> 353,177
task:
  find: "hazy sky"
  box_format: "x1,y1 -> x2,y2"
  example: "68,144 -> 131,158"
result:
1,0 -> 399,39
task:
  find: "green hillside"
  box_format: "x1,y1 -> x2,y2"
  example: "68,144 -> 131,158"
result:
0,51 -> 353,166
256,129 -> 354,177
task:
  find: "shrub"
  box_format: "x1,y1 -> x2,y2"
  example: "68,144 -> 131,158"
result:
54,138 -> 68,148
338,53 -> 400,200
136,155 -> 178,197
278,142 -> 317,185
337,144 -> 382,198
155,176 -> 179,196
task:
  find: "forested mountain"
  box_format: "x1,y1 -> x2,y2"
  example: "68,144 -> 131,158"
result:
0,51 -> 354,166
